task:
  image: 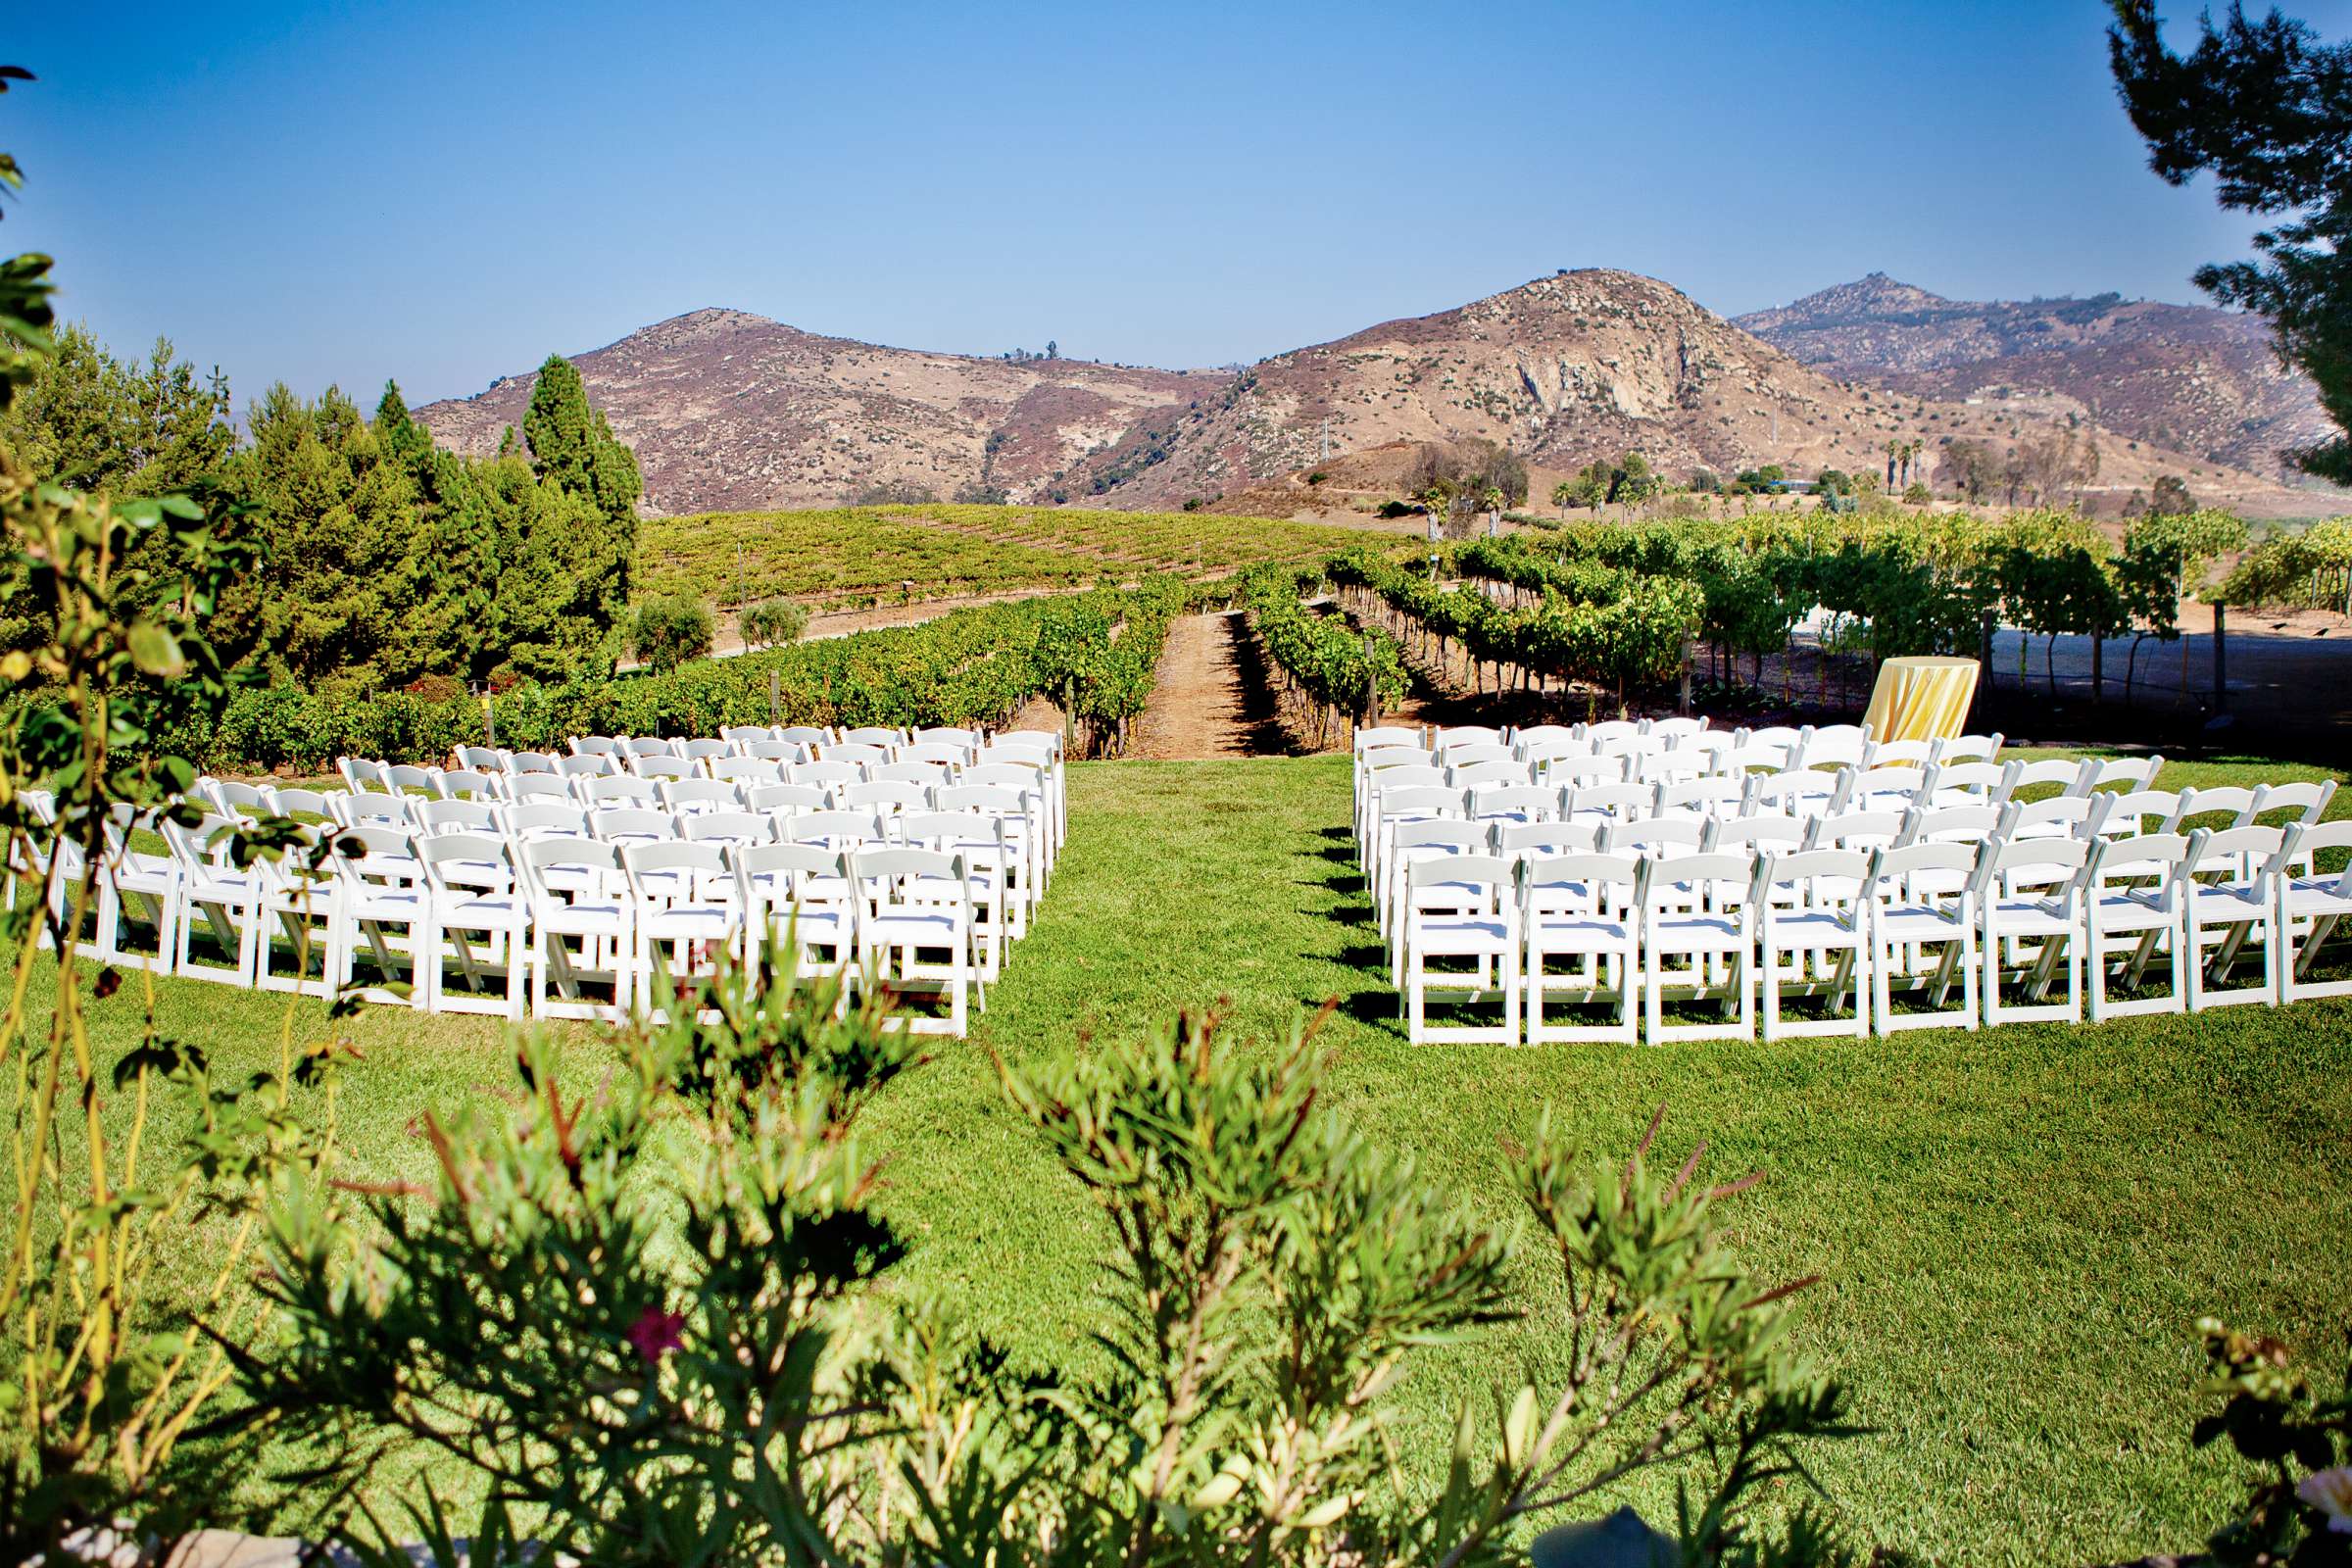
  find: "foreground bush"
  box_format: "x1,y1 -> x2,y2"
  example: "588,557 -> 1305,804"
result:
221,949 -> 1855,1567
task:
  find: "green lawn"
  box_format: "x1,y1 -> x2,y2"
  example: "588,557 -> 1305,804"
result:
32,751 -> 2352,1564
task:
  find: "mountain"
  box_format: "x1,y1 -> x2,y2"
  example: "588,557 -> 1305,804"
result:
415,308 -> 1221,515
419,273 -> 2332,521
1734,273 -> 2330,479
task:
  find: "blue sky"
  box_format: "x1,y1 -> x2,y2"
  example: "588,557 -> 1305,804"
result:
8,0 -> 2346,407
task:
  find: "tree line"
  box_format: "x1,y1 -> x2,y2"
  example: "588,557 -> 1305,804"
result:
0,325 -> 642,695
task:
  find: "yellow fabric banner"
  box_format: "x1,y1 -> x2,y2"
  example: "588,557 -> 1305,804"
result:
1861,656 -> 1981,744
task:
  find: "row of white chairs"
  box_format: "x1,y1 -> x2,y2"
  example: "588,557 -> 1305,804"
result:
1391,819 -> 2352,1046
1353,721 -> 2001,779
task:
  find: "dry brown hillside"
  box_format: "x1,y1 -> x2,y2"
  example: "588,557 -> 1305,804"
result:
1736,272 -> 2334,482
415,308 -> 1226,515
1056,270 -> 2322,517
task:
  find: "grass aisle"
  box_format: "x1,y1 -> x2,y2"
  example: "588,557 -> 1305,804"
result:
867,756 -> 2352,1565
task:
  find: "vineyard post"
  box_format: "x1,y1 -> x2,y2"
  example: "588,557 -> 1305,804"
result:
1678,626 -> 1694,717
2212,601 -> 2229,712
1978,610 -> 1994,721
768,667 -> 780,726
1361,631 -> 1379,728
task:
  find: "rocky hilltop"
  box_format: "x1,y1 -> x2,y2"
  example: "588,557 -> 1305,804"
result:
420,274 -> 2336,520
1736,273 -> 2330,479
416,308 -> 1220,515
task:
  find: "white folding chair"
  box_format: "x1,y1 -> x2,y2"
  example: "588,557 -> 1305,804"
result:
2084,831 -> 2201,1021
620,841 -> 739,1017
1757,849 -> 1873,1040
1864,843 -> 1980,1034
1397,855 -> 1520,1045
515,837 -> 632,1021
325,825 -> 429,1008
1639,853 -> 1761,1043
1976,837 -> 2089,1027
733,842 -> 857,986
162,813 -> 266,988
416,833 -> 529,1019
1523,853 -> 1642,1045
846,846 -> 975,1037
2280,820 -> 2352,1002
2182,825 -> 2294,1011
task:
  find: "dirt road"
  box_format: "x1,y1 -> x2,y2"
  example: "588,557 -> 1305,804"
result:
1130,612 -> 1289,759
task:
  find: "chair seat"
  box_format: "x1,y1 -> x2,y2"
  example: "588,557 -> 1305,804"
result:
1528,915 -> 1632,946
642,906 -> 735,940
542,900 -> 629,934
1409,916 -> 1512,953
865,911 -> 964,945
439,895 -> 528,929
2189,884 -> 2269,917
1649,914 -> 1744,949
1875,906 -> 1963,941
2284,880 -> 2352,917
2092,892 -> 2175,929
343,889 -> 424,919
1769,909 -> 1863,943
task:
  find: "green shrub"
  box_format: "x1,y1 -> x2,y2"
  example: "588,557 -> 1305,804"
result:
629,591 -> 714,672
739,597 -> 808,650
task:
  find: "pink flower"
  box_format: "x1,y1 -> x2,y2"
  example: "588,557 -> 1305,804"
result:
625,1306 -> 687,1363
2298,1465 -> 2352,1535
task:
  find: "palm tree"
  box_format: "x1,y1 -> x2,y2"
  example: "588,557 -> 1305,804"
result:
1551,479 -> 1573,519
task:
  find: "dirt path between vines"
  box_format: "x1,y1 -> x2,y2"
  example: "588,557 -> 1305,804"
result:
1131,611 -> 1290,759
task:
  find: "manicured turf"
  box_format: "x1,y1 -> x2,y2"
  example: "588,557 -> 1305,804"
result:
32,751 -> 2352,1564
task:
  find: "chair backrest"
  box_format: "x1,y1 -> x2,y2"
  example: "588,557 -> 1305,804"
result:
1541,755 -> 1631,788
1440,742 -> 1516,768
1761,849 -> 1875,907
326,824 -> 420,886
2189,824 -> 2292,881
776,726 -> 832,748
1493,820 -> 1602,858
683,809 -> 776,846
1636,852 -> 1760,913
1520,738 -> 1596,769
794,760 -> 865,789
1647,716 -> 1709,743
1998,793 -> 2113,840
2173,785 -> 2261,828
840,727 -> 906,749
1715,743 -> 1789,776
507,773 -> 575,802
416,832 -> 513,894
914,726 -> 982,748
557,753 -> 615,777
744,740 -> 802,762
1631,750 -> 1706,785
416,798 -> 500,836
1653,778 -> 1743,819
660,778 -> 740,814
1369,763 -> 1447,794
732,842 -> 846,915
681,738 -> 734,761
894,810 -> 1004,853
625,736 -> 677,758
514,835 -> 623,906
1467,784 -> 1554,822
1798,735 -> 1871,771
338,758 -> 390,793
583,775 -> 662,808
961,762 -> 1046,796
1929,761 -> 2012,806
1511,724 -> 1577,754
1378,786 -> 1466,821
898,743 -> 971,769
709,757 -> 786,785
1865,842 -> 1980,900
1740,723 -> 1806,750
2251,779 -> 2338,827
933,784 -> 1035,821
1976,835 -> 2091,898
1358,745 -> 1431,774
1933,732 -> 2004,764
1355,725 -> 1425,754
1562,782 -> 1653,823
330,792 -> 414,828
501,801 -> 589,840
1392,820 -> 1488,858
1403,852 -> 1513,902
619,839 -> 729,900
2100,789 -> 2188,839
266,787 -> 336,819
1869,739 -> 1936,768
840,780 -> 927,814
589,808 -> 677,844
721,725 -> 776,745
569,736 -> 621,757
847,846 -> 969,907
631,756 -> 697,781
1709,814 -> 1809,855
1448,760 -> 1531,790
457,746 -> 506,773
2289,820 -> 2352,890
784,809 -> 886,849
1903,805 -> 2002,846
2088,830 -> 2201,896
747,782 -> 831,815
818,743 -> 891,766
207,778 -> 271,818
1748,770 -> 1844,816
1805,809 -> 1906,853
1600,817 -> 1709,858
1583,720 -> 1641,745
1524,852 -> 1643,910
1848,766 -> 1929,811
872,760 -> 953,787
2007,758 -> 2092,797
2082,755 -> 2164,794
1432,725 -> 1506,750
385,764 -> 435,794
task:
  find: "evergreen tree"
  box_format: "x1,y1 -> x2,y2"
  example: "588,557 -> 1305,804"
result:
2109,1 -> 2352,481
522,352 -> 641,616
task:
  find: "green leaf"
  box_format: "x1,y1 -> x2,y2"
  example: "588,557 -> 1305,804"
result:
126,619 -> 186,677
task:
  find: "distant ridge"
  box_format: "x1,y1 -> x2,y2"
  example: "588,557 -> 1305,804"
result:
1735,274 -> 2330,478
